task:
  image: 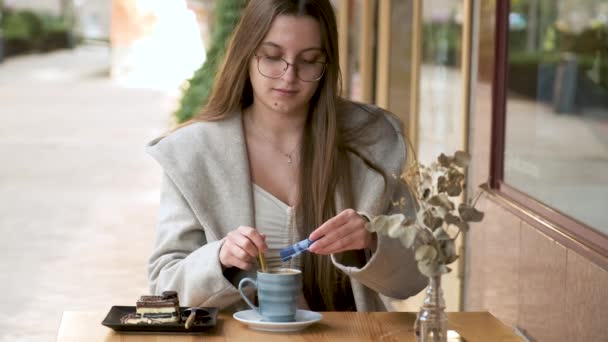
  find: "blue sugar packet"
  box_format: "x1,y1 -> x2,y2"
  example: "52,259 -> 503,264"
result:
279,238 -> 314,262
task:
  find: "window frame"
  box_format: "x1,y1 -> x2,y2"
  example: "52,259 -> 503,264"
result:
489,0 -> 608,269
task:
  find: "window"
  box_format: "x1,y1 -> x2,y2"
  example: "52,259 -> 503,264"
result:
418,0 -> 467,165
492,0 -> 608,257
505,0 -> 608,233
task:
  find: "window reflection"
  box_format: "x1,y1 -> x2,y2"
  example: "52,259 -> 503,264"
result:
387,1 -> 414,130
345,0 -> 362,101
418,0 -> 465,165
505,0 -> 608,233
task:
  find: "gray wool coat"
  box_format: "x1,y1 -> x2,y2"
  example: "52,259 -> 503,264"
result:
145,101 -> 426,312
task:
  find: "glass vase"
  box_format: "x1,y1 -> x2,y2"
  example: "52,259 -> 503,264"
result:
414,275 -> 448,342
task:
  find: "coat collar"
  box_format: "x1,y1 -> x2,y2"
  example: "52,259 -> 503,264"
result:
146,103 -> 403,239
146,112 -> 254,240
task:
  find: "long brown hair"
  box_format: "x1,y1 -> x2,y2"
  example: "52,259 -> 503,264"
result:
186,0 -> 389,310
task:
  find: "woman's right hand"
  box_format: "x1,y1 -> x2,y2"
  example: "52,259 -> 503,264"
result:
219,226 -> 268,270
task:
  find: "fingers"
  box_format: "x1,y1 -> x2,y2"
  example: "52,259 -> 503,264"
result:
310,226 -> 370,255
229,227 -> 267,258
308,208 -> 352,241
237,226 -> 268,253
309,209 -> 371,254
219,226 -> 268,270
219,239 -> 254,270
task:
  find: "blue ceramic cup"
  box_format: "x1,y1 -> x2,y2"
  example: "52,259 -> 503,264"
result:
238,268 -> 302,322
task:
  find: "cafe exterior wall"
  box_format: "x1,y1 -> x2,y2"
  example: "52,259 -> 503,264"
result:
465,1 -> 608,341
337,3 -> 607,340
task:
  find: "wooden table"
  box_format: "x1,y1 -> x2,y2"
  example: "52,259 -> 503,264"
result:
57,311 -> 522,341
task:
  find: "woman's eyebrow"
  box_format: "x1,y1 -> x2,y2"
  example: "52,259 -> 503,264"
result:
260,42 -> 323,53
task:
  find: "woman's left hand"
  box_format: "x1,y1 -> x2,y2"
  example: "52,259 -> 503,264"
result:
308,209 -> 376,255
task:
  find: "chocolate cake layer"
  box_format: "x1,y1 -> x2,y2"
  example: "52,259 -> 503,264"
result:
136,300 -> 178,308
136,295 -> 179,308
161,291 -> 178,299
122,292 -> 181,324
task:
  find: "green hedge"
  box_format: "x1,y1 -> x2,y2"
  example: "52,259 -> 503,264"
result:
508,52 -> 607,105
174,0 -> 246,124
510,44 -> 607,90
2,9 -> 74,56
3,9 -> 44,41
509,23 -> 608,94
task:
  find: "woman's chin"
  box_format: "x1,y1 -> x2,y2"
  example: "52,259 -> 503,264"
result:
267,100 -> 307,116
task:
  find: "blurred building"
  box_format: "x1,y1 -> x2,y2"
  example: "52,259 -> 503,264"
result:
5,0 -> 209,89
110,0 -> 206,89
76,0 -> 110,40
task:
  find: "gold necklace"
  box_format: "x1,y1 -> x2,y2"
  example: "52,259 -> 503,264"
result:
247,117 -> 300,164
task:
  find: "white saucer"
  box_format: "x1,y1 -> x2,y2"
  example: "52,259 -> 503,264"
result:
233,309 -> 323,332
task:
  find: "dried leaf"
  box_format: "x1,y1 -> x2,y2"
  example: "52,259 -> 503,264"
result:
432,205 -> 448,219
387,219 -> 414,238
367,214 -> 405,234
444,213 -> 459,225
438,153 -> 452,167
387,224 -> 405,238
453,151 -> 471,168
399,225 -> 419,248
414,226 -> 435,244
446,183 -> 462,196
428,194 -> 455,211
457,220 -> 470,232
444,213 -> 470,232
423,210 -> 443,229
442,239 -> 458,264
403,215 -> 417,226
433,228 -> 451,241
446,254 -> 459,264
415,245 -> 437,262
447,168 -> 465,184
438,264 -> 450,274
459,203 -> 485,222
456,220 -> 470,232
417,260 -> 440,277
437,176 -> 448,193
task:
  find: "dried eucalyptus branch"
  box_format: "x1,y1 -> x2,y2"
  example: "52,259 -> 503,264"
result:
367,151 -> 486,277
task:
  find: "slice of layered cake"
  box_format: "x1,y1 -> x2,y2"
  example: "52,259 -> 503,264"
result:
121,291 -> 181,324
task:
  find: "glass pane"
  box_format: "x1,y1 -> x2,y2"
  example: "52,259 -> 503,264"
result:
416,0 -> 467,312
418,0 -> 466,165
386,1 -> 414,132
347,1 -> 362,101
505,0 -> 608,233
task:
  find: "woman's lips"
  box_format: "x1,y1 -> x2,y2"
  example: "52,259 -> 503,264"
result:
273,88 -> 298,96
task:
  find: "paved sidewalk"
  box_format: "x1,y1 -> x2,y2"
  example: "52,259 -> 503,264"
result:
0,45 -> 175,341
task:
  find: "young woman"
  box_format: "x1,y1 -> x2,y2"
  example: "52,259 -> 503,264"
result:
146,0 -> 426,312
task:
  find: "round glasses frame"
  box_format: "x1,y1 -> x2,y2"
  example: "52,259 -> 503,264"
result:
253,54 -> 327,82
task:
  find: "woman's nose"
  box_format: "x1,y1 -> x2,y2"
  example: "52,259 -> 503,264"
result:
281,62 -> 298,82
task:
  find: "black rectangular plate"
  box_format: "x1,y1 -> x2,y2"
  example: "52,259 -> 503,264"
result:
101,306 -> 218,333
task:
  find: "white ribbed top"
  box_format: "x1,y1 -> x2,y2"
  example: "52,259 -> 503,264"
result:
252,184 -> 302,270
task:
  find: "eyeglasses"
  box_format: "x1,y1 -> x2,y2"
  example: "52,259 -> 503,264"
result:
253,54 -> 327,82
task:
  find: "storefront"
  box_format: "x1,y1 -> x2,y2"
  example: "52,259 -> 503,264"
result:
336,1 -> 608,340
